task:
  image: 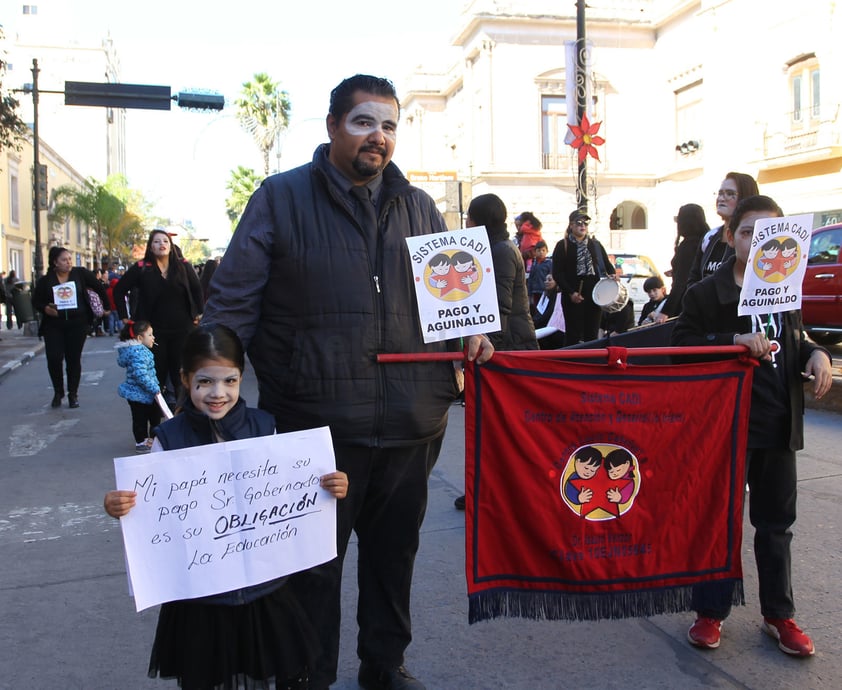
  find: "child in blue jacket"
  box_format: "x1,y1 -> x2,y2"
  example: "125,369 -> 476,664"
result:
116,320 -> 161,453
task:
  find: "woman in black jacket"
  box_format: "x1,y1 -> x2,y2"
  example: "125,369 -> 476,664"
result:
113,229 -> 203,403
466,193 -> 538,351
655,203 -> 709,321
32,246 -> 110,408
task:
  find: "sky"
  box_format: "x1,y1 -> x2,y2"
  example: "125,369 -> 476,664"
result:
7,0 -> 467,249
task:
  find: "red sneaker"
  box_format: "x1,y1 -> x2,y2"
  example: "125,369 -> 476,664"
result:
688,617 -> 722,649
762,618 -> 815,656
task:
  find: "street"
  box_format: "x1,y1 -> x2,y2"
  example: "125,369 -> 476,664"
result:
0,339 -> 840,689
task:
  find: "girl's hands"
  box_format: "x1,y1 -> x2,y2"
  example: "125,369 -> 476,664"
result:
320,471 -> 349,499
104,490 -> 137,518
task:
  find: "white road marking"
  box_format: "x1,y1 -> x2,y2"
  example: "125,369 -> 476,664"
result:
81,369 -> 105,385
9,419 -> 80,457
0,502 -> 113,543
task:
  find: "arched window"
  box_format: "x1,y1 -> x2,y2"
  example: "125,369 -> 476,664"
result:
610,201 -> 647,230
786,53 -> 820,124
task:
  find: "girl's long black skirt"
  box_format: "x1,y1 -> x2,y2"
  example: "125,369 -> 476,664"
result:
148,583 -> 318,690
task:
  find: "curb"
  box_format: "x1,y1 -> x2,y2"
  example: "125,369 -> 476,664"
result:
0,344 -> 44,383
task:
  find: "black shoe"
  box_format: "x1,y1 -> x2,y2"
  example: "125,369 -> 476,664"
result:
51,393 -> 63,408
358,663 -> 425,690
68,394 -> 79,409
454,495 -> 466,510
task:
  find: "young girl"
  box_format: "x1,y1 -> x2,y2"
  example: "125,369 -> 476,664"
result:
116,320 -> 161,453
104,324 -> 349,689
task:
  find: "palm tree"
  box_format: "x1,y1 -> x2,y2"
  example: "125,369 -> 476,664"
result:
235,73 -> 291,176
50,175 -> 146,267
225,166 -> 262,231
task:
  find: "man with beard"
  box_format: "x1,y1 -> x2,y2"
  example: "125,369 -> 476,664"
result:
203,74 -> 493,690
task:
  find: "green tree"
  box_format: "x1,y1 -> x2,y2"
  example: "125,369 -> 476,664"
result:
0,28 -> 28,154
225,165 -> 262,231
235,73 -> 291,176
49,175 -> 146,266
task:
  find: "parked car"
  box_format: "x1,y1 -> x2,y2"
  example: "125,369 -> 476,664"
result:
605,250 -> 665,321
802,222 -> 842,345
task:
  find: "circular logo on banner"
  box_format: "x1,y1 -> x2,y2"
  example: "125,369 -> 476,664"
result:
559,443 -> 641,521
752,236 -> 801,283
422,250 -> 483,301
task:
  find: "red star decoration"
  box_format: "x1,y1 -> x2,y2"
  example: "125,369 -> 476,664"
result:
568,113 -> 605,165
569,470 -> 633,519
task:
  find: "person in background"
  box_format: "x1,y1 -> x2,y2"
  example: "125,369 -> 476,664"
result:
5,270 -> 17,330
551,210 -> 616,345
467,194 -> 537,352
199,257 -> 218,305
515,211 -> 543,275
652,203 -> 709,323
115,319 -> 161,453
105,324 -> 349,690
687,172 -> 758,286
453,193 -> 537,511
526,239 -> 553,312
532,272 -> 566,349
113,229 -> 203,405
201,74 -> 494,690
671,194 -> 832,658
106,273 -> 122,335
638,276 -> 668,326
31,246 -> 109,408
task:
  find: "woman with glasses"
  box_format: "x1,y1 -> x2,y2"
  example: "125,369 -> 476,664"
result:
687,172 -> 759,286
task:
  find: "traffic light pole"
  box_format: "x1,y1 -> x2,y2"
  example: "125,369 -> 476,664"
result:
19,57 -> 225,279
31,59 -> 44,279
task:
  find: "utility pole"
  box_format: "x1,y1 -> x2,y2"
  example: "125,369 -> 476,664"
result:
576,0 -> 587,215
30,59 -> 44,278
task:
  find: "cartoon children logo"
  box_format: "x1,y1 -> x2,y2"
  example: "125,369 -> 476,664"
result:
752,236 -> 801,283
423,249 -> 483,301
560,444 -> 641,521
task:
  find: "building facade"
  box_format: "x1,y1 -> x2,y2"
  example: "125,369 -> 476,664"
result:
1,135 -> 96,282
400,0 -> 842,273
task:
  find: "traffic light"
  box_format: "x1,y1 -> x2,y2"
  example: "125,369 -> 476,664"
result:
35,164 -> 48,210
175,91 -> 225,111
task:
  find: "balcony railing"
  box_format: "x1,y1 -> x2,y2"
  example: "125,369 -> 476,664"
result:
761,102 -> 841,160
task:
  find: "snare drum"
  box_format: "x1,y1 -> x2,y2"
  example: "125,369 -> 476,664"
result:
592,277 -> 629,313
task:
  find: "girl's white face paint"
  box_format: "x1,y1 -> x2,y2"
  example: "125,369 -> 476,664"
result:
184,358 -> 242,420
343,101 -> 398,141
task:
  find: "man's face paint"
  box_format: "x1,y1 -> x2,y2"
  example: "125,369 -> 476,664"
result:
343,101 -> 398,141
328,93 -> 399,182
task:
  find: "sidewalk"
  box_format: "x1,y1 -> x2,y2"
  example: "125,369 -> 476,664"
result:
0,323 -> 44,382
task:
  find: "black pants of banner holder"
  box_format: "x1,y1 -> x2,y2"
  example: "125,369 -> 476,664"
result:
693,446 -> 797,620
287,436 -> 443,689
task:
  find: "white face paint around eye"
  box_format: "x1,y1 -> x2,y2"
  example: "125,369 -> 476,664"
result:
344,101 -> 399,141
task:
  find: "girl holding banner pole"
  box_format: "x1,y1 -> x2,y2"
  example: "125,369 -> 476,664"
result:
104,324 -> 348,690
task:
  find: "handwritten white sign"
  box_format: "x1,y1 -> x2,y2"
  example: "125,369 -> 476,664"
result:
114,427 -> 338,611
406,226 -> 500,343
738,213 -> 814,317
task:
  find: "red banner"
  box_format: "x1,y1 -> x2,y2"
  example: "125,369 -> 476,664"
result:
465,351 -> 754,622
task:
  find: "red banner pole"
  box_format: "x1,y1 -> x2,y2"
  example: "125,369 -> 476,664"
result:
377,346 -> 748,363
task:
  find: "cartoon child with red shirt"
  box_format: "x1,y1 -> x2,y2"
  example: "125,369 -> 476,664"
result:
564,445 -> 602,509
